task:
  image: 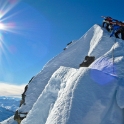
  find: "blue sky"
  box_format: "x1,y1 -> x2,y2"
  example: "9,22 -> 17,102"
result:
0,0 -> 124,92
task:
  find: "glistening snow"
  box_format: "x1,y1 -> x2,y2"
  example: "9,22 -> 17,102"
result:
1,24 -> 124,124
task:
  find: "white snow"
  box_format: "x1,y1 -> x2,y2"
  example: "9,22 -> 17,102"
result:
1,24 -> 124,124
19,24 -> 115,113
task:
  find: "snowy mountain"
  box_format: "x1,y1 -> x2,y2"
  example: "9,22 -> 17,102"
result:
0,96 -> 20,122
1,24 -> 124,124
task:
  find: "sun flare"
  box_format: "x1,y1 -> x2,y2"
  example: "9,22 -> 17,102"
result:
0,0 -> 20,63
0,22 -> 5,30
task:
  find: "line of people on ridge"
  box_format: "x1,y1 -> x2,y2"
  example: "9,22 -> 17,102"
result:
101,16 -> 124,40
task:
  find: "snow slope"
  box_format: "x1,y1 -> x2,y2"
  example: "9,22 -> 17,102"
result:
43,67 -> 123,124
1,24 -> 124,124
19,24 -> 115,113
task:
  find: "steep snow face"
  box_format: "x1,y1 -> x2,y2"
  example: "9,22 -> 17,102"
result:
21,67 -> 77,124
22,67 -> 124,124
90,39 -> 124,78
18,24 -> 115,114
2,24 -> 124,124
20,24 -> 124,124
45,68 -> 123,124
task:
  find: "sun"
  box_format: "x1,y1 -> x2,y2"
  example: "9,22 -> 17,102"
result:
0,0 -> 20,61
0,0 -> 20,32
0,22 -> 5,30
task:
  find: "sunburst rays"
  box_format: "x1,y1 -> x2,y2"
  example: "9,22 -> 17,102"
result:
0,0 -> 20,67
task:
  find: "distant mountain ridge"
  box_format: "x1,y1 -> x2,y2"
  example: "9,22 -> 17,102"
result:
0,106 -> 14,122
0,96 -> 20,122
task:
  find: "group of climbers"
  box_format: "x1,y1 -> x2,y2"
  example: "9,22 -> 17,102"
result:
101,16 -> 124,40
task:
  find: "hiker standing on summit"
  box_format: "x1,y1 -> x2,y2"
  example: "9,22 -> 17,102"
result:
110,21 -> 121,38
101,16 -> 113,32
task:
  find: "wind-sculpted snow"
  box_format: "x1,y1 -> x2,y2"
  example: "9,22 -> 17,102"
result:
2,24 -> 124,124
46,68 -> 124,124
22,67 -> 124,124
90,39 -> 124,78
18,24 -> 115,113
21,67 -> 77,124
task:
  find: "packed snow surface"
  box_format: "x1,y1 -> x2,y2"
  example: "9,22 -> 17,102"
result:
1,24 -> 124,124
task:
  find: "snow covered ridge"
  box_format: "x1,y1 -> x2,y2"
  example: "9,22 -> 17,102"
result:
1,24 -> 124,124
